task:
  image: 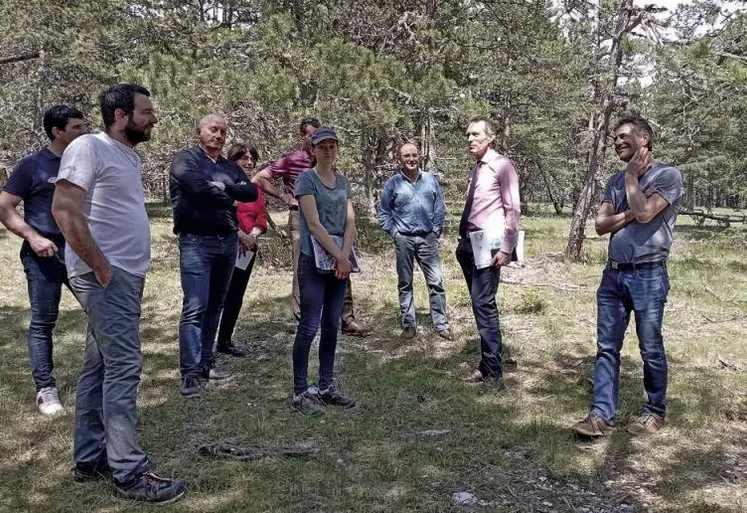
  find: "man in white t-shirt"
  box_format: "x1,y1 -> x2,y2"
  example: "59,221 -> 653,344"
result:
52,83 -> 186,505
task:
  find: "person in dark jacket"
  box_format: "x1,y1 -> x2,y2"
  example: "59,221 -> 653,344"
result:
170,114 -> 258,398
215,143 -> 268,357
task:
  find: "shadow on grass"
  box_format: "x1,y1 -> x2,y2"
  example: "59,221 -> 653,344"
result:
2,256 -> 746,512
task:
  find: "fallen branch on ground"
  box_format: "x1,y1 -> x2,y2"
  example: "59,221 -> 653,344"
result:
501,278 -> 584,291
198,442 -> 320,461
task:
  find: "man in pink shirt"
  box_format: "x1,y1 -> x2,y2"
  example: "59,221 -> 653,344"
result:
456,117 -> 520,389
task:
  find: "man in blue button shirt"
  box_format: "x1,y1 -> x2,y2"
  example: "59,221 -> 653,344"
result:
0,105 -> 86,414
379,142 -> 452,340
170,114 -> 258,398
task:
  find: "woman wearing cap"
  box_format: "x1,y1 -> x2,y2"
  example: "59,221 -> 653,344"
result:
291,126 -> 357,415
215,143 -> 268,357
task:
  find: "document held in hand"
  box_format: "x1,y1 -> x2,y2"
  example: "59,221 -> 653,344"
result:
468,227 -> 522,269
311,235 -> 361,273
235,248 -> 255,270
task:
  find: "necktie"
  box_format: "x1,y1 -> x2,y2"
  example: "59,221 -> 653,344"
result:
459,161 -> 482,237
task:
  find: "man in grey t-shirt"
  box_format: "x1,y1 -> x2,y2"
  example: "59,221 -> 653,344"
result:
52,84 -> 186,504
572,115 -> 684,439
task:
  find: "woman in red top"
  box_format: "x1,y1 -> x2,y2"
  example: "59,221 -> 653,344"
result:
216,143 -> 268,357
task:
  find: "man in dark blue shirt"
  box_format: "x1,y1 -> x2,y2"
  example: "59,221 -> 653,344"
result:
0,105 -> 86,414
170,114 -> 258,398
379,142 -> 452,340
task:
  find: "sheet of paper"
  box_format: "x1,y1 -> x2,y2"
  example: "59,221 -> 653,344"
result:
235,249 -> 255,270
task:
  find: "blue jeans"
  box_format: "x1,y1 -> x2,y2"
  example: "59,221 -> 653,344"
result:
21,241 -> 69,391
394,232 -> 450,331
592,264 -> 670,423
455,239 -> 503,378
69,266 -> 148,483
178,233 -> 238,378
292,254 -> 348,395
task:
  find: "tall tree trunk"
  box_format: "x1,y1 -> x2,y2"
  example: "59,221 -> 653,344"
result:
418,108 -> 437,172
565,0 -> 638,261
361,131 -> 387,217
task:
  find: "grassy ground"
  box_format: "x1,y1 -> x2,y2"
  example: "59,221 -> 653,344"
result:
1,203 -> 747,513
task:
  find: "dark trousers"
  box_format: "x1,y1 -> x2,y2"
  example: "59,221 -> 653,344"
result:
178,233 -> 238,378
455,238 -> 503,378
290,210 -> 356,324
292,254 -> 348,395
216,251 -> 257,346
21,242 -> 70,391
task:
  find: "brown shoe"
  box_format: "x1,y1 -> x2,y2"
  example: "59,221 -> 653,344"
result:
571,413 -> 614,437
342,320 -> 369,337
626,411 -> 664,436
436,329 -> 453,340
400,327 -> 416,339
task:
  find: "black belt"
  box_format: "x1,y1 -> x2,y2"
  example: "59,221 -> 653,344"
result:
289,205 -> 299,211
400,231 -> 430,237
607,260 -> 664,272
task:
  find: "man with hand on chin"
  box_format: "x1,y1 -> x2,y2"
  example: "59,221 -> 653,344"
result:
456,117 -> 520,390
572,115 -> 683,438
52,84 -> 187,504
170,114 -> 258,398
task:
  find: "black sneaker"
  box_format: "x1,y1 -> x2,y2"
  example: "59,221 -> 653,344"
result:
292,389 -> 324,416
319,385 -> 357,408
180,376 -> 201,398
112,471 -> 187,505
73,459 -> 112,483
215,341 -> 247,358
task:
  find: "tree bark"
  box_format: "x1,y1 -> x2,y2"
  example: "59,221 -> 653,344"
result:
565,0 -> 639,261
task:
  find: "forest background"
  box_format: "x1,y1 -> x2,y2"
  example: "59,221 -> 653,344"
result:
1,0 -> 746,260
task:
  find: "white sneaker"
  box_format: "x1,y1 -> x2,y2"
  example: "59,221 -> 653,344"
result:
36,387 -> 63,415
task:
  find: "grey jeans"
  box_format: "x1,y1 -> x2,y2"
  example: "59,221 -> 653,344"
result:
70,266 -> 148,482
394,232 -> 450,331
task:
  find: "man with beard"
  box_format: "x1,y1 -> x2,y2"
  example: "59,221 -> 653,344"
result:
572,115 -> 683,438
456,117 -> 520,390
252,117 -> 368,335
0,105 -> 86,414
170,114 -> 258,398
52,84 -> 187,504
378,142 -> 452,340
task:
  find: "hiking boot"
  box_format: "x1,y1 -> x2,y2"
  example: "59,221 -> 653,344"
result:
571,413 -> 614,438
200,366 -> 231,380
292,388 -> 324,416
36,386 -> 63,415
215,340 -> 247,358
179,376 -> 201,398
436,328 -> 453,340
400,326 -> 417,339
112,471 -> 187,505
626,411 -> 664,436
73,459 -> 112,483
342,320 -> 369,337
319,385 -> 357,408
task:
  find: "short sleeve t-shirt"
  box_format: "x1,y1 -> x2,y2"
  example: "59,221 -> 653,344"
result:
2,148 -> 63,239
602,162 -> 684,264
294,169 -> 351,257
56,132 -> 151,278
